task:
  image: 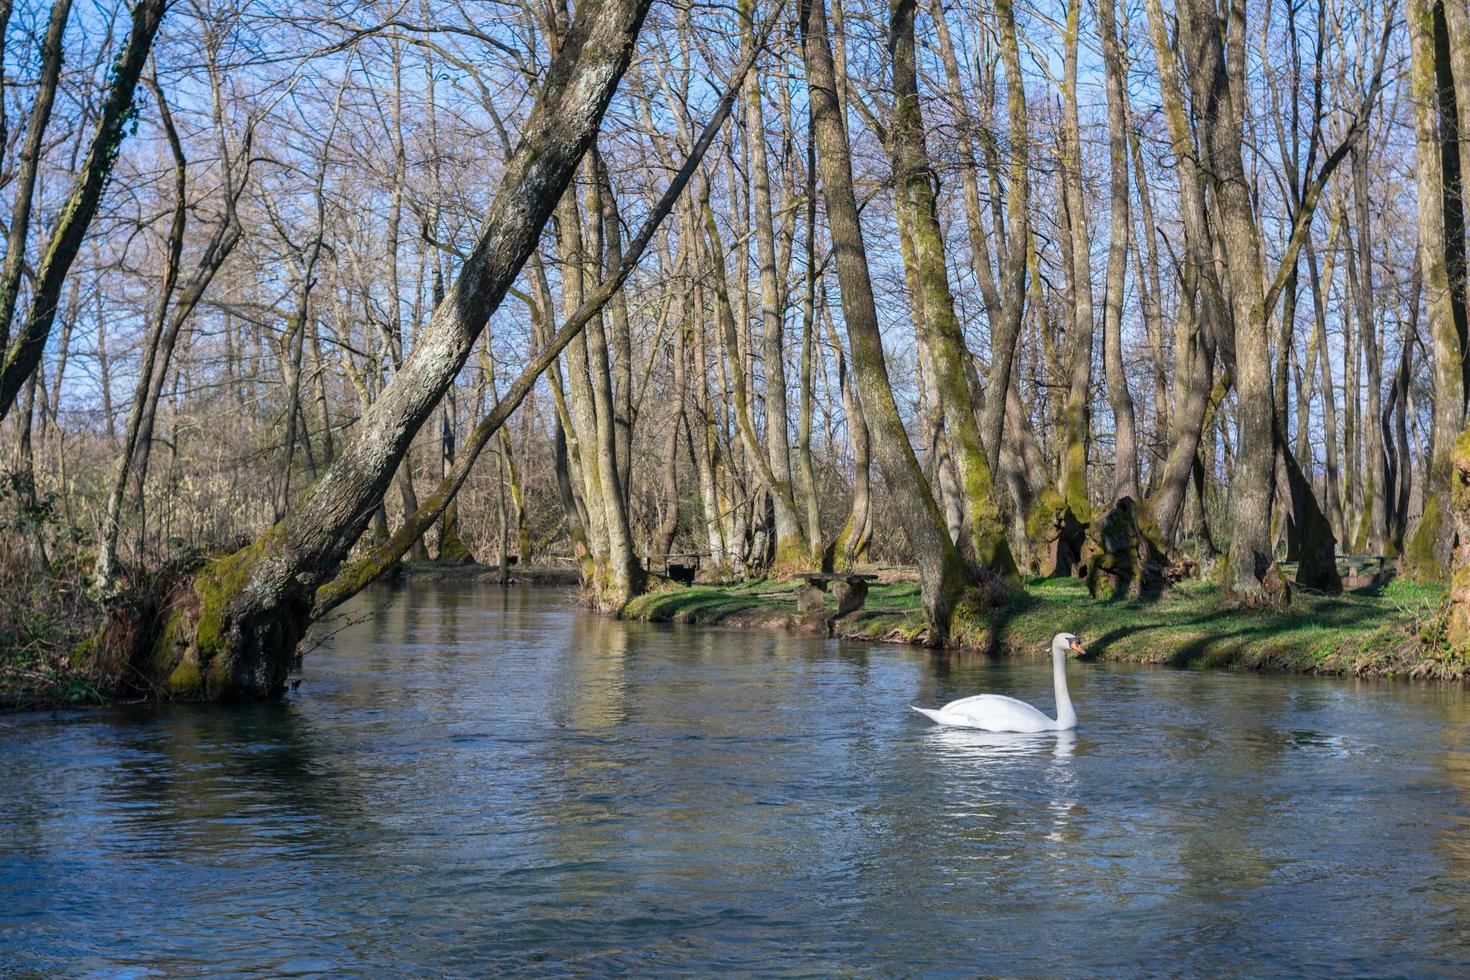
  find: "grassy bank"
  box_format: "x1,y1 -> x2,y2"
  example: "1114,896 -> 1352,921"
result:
623,575 -> 1465,681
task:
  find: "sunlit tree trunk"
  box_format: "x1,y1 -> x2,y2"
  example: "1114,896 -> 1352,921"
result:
1098,0 -> 1138,502
799,0 -> 970,638
1178,0 -> 1280,604
582,155 -> 645,605
888,0 -> 1017,582
1406,0 -> 1467,577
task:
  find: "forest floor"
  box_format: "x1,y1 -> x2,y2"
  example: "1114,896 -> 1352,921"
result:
1,560 -> 102,712
623,575 -> 1469,681
0,643 -> 98,711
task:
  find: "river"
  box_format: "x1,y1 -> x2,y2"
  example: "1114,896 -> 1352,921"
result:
3,582 -> 1469,975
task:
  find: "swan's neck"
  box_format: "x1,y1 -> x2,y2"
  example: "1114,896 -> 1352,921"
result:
1052,647 -> 1076,730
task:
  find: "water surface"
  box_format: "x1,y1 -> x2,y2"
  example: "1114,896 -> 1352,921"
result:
3,583 -> 1469,975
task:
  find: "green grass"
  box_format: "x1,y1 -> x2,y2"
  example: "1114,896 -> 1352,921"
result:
624,574 -> 1456,680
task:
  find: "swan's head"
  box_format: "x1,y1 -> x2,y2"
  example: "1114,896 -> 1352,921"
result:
1053,632 -> 1086,657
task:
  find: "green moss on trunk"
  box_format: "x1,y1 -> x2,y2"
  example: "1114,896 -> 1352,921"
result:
1026,487 -> 1087,578
1082,496 -> 1168,600
92,527 -> 313,702
1406,492 -> 1447,581
436,502 -> 475,565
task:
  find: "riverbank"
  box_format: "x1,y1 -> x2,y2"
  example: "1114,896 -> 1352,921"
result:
0,559 -> 583,711
624,575 -> 1465,681
4,566 -> 1457,711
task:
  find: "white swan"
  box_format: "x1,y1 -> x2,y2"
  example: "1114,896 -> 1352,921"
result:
910,632 -> 1084,732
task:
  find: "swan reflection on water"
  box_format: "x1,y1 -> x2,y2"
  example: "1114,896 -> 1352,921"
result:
919,727 -> 1081,843
922,726 -> 1077,762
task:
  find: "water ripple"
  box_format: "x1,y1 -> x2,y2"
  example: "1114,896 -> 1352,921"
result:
2,582 -> 1469,976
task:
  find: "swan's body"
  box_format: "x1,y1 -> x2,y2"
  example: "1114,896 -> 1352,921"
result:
911,633 -> 1084,732
910,693 -> 1067,733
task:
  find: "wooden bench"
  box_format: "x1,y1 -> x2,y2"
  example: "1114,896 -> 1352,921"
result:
647,551 -> 711,585
1338,554 -> 1392,587
794,572 -> 880,618
1278,554 -> 1393,588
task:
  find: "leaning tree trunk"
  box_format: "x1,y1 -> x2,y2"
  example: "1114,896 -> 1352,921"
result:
94,0 -> 654,700
307,7 -> 768,620
0,0 -> 167,420
0,0 -> 71,358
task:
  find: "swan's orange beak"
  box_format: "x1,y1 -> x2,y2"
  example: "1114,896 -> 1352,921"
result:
1069,638 -> 1087,656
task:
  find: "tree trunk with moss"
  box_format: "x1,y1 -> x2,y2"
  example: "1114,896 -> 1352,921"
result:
1406,0 -> 1468,579
887,0 -> 1019,585
1443,426 -> 1470,649
1178,0 -> 1281,606
929,0 -> 1029,477
1056,0 -> 1095,535
91,0 -> 653,700
581,154 -> 646,606
1437,0 -> 1470,397
799,0 -> 970,640
1082,497 -> 1167,600
556,190 -> 612,584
